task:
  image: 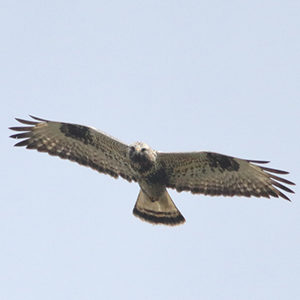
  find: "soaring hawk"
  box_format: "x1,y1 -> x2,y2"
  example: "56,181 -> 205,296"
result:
10,116 -> 295,226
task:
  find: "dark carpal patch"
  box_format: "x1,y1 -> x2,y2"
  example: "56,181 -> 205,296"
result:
60,124 -> 93,145
206,152 -> 240,172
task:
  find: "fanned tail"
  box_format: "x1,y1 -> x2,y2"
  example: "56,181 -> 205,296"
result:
133,189 -> 185,226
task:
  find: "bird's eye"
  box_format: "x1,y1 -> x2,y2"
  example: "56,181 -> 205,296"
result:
141,148 -> 147,152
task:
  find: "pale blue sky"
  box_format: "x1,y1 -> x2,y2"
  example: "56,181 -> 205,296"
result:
1,1 -> 300,299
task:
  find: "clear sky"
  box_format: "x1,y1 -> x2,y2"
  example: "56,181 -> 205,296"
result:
1,1 -> 299,299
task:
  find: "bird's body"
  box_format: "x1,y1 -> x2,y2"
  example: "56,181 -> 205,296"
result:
10,116 -> 295,226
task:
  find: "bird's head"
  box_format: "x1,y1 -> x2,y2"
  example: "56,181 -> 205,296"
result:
128,142 -> 157,173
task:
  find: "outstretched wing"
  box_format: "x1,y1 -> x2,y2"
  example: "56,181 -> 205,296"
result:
10,116 -> 136,182
157,151 -> 295,200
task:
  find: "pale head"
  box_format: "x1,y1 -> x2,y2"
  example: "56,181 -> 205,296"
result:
128,142 -> 157,173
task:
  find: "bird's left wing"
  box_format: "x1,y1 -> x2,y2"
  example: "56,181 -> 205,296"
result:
10,116 -> 136,182
157,151 -> 295,200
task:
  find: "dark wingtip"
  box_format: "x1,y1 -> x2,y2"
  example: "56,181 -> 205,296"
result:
278,192 -> 292,202
14,118 -> 38,125
14,139 -> 29,147
248,160 -> 270,164
261,166 -> 290,175
10,133 -> 20,139
29,115 -> 48,122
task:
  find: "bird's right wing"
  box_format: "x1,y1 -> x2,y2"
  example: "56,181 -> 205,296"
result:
10,116 -> 137,182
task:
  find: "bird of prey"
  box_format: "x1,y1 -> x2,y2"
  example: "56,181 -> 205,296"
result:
10,116 -> 295,226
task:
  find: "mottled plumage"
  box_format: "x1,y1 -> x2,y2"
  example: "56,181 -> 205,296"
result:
10,116 -> 295,226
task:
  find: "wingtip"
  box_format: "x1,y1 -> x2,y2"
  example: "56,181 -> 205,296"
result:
28,115 -> 49,122
13,139 -> 29,147
283,197 -> 292,202
9,133 -> 18,138
15,117 -> 24,123
13,118 -> 38,125
248,160 -> 270,164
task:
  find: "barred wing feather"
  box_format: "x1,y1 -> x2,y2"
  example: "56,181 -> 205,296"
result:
10,116 -> 136,182
157,151 -> 294,200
